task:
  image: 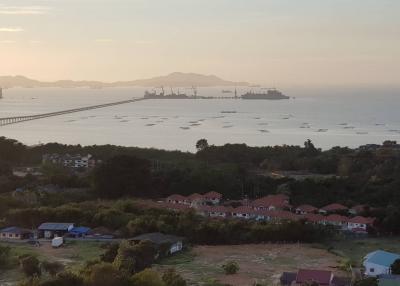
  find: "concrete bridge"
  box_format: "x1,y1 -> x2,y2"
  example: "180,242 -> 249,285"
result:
0,97 -> 146,126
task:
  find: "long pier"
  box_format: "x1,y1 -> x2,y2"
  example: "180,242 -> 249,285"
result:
0,97 -> 146,127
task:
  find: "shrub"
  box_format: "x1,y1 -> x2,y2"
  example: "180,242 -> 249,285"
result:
222,260 -> 239,275
162,268 -> 187,286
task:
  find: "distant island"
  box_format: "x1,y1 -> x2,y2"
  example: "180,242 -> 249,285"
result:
0,72 -> 250,89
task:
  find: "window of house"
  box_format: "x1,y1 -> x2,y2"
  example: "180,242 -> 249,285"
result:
370,268 -> 375,273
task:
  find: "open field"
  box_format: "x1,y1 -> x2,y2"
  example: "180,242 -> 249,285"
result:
2,237 -> 399,286
322,237 -> 400,266
155,243 -> 347,286
0,240 -> 104,285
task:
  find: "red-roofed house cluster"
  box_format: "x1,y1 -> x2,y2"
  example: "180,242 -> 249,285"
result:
164,193 -> 375,234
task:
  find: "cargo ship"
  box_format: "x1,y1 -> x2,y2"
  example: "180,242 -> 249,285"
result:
242,88 -> 289,100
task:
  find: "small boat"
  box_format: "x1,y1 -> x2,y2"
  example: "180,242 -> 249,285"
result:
221,111 -> 237,114
259,129 -> 270,133
222,125 -> 234,128
145,123 -> 155,126
316,129 -> 328,132
180,127 -> 190,130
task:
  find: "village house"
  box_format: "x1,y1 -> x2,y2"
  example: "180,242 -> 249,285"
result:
347,216 -> 374,233
0,227 -> 33,240
295,204 -> 318,215
197,205 -> 232,218
131,232 -> 184,256
281,269 -> 335,286
186,193 -> 206,207
301,213 -> 327,225
166,194 -> 186,204
363,250 -> 400,277
319,203 -> 348,215
42,153 -> 98,169
38,222 -> 75,239
349,205 -> 368,215
231,206 -> 257,219
251,194 -> 291,211
324,214 -> 349,228
203,191 -> 223,205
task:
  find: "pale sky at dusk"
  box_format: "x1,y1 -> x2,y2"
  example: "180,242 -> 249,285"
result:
0,0 -> 399,87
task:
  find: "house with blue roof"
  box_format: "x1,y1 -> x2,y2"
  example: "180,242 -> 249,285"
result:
364,250 -> 400,276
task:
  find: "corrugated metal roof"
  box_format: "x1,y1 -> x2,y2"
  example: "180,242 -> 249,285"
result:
69,227 -> 91,234
38,222 -> 74,231
0,226 -> 32,234
365,250 -> 400,267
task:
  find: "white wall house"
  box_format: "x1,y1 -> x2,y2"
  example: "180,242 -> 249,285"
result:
363,250 -> 400,277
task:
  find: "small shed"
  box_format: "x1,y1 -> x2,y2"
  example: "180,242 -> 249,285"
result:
0,227 -> 33,240
68,226 -> 91,238
131,232 -> 184,256
38,222 -> 74,239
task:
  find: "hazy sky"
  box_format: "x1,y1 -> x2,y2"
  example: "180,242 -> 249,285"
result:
0,0 -> 399,87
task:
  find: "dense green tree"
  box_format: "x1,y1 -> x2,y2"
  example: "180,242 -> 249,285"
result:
222,261 -> 239,275
391,259 -> 400,275
196,139 -> 209,152
113,240 -> 157,275
93,155 -> 152,198
39,272 -> 83,286
19,255 -> 41,277
85,262 -> 130,286
131,269 -> 165,286
162,268 -> 187,286
0,244 -> 11,270
41,261 -> 64,277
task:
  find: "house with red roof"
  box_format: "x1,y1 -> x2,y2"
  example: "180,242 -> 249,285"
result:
319,203 -> 348,214
185,193 -> 206,207
325,214 -> 349,228
231,206 -> 257,219
166,194 -> 186,205
295,204 -> 318,215
203,191 -> 223,205
294,269 -> 334,286
251,194 -> 291,211
347,216 -> 374,233
300,213 -> 327,225
196,205 -> 231,218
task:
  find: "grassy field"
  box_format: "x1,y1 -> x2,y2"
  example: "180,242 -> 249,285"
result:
0,240 -> 105,285
322,237 -> 400,266
155,243 -> 347,286
2,237 -> 399,286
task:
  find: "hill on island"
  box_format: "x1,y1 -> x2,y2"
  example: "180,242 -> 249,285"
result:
0,72 -> 249,88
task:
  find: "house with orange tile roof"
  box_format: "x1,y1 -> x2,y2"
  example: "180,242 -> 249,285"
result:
295,204 -> 318,215
203,191 -> 223,205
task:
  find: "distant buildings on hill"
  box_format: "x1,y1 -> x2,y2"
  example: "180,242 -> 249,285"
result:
42,153 -> 100,169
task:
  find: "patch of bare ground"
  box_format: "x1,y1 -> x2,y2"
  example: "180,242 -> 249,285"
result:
157,243 -> 346,286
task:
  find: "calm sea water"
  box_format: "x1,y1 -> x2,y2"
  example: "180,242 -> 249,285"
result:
0,87 -> 399,151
